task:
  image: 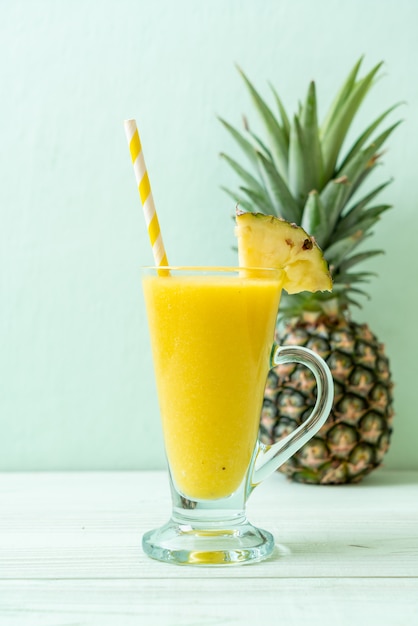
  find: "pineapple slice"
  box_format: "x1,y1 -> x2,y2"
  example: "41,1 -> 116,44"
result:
235,211 -> 332,294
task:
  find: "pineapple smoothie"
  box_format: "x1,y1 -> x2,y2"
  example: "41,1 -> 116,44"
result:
142,270 -> 282,500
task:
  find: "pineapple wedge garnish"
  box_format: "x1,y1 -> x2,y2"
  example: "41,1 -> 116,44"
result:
235,210 -> 332,294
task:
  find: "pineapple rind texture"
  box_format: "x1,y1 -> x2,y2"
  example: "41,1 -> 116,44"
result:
261,317 -> 394,485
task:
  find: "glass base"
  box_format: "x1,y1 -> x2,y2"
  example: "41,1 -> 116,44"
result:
142,517 -> 275,566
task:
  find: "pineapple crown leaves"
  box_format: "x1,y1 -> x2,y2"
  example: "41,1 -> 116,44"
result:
219,57 -> 403,317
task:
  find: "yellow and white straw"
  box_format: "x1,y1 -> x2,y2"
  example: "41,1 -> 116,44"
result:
124,119 -> 169,268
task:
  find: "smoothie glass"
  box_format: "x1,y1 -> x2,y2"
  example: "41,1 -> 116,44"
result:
141,266 -> 333,565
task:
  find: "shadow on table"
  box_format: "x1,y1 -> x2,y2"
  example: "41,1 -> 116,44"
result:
358,470 -> 418,488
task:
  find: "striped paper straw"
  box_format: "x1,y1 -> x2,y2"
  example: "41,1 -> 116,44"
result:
124,119 -> 169,268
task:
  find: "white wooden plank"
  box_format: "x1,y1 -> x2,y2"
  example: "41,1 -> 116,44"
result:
0,471 -> 417,580
0,578 -> 417,626
0,470 -> 417,624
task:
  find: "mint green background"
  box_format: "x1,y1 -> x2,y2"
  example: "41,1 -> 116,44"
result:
1,0 -> 417,470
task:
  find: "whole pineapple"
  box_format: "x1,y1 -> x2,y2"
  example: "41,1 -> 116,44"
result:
220,58 -> 398,484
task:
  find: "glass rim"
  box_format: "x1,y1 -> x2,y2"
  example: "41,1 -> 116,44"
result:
140,265 -> 282,273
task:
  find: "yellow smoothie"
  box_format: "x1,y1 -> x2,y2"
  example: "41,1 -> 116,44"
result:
142,271 -> 282,500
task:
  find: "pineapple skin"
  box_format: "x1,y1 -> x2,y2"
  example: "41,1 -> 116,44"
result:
261,314 -> 394,484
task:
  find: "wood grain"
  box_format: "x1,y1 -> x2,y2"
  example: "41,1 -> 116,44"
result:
0,470 -> 417,624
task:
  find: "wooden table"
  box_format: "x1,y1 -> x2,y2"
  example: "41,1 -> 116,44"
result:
0,470 -> 417,625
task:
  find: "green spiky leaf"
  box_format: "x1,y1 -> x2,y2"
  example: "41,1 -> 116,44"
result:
288,83 -> 324,205
301,191 -> 329,247
321,60 -> 384,179
238,68 -> 289,178
338,250 -> 384,273
340,180 -> 392,219
320,57 -> 364,141
220,186 -> 255,213
220,153 -> 269,200
318,175 -> 352,244
239,185 -> 279,215
334,204 -> 391,242
256,151 -> 301,222
288,114 -> 305,204
339,103 -> 403,169
343,121 -> 402,202
325,233 -> 377,269
333,270 -> 377,284
320,137 -> 390,243
218,117 -> 259,167
243,124 -> 274,161
269,83 -> 291,141
300,81 -> 324,191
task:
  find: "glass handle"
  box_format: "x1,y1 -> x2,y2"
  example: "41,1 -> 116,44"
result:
251,343 -> 334,488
